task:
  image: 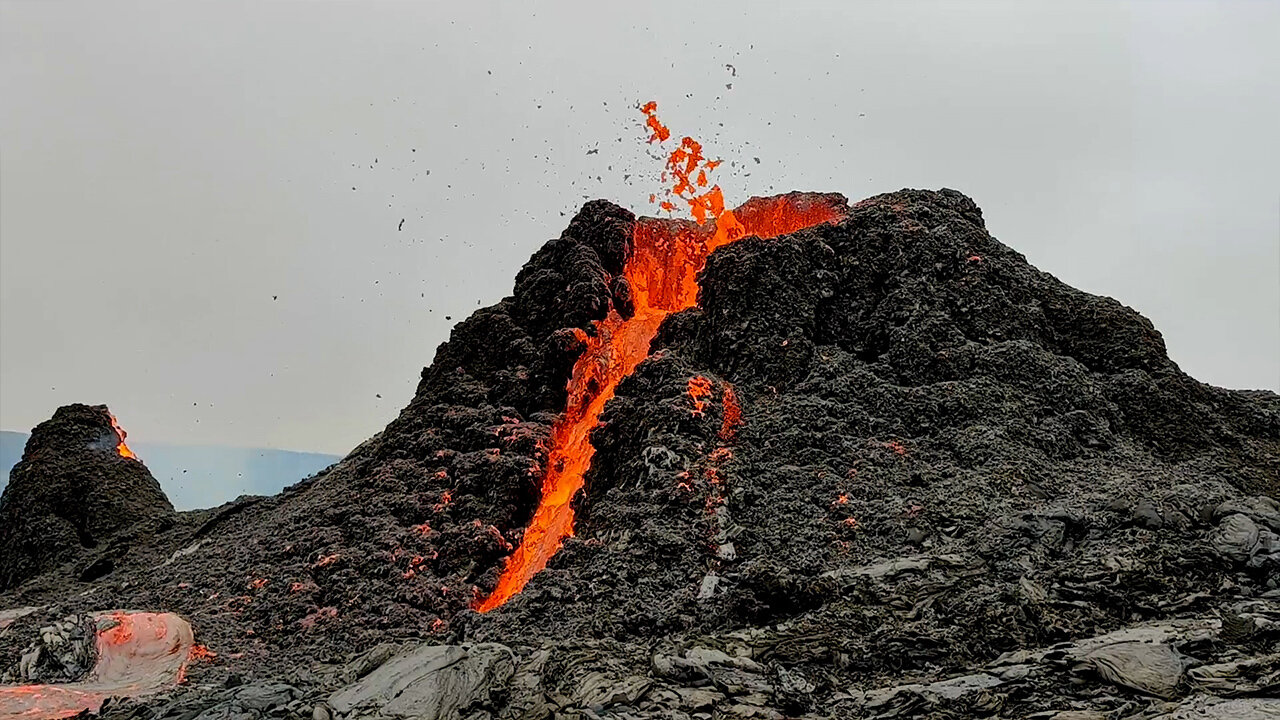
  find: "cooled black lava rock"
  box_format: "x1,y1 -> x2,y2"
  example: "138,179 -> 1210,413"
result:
0,404 -> 173,590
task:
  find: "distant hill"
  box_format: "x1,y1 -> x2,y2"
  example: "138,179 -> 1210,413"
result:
0,430 -> 340,510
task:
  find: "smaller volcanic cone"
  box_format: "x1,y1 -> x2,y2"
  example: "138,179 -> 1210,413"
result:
0,405 -> 173,591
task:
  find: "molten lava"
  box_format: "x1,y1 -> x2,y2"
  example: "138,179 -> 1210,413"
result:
640,101 -> 670,143
109,413 -> 136,459
476,103 -> 846,611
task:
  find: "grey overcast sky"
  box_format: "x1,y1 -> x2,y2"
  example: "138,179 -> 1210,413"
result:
1,1 -> 1277,455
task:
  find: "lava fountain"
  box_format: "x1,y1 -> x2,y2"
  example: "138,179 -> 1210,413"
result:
477,103 -> 846,611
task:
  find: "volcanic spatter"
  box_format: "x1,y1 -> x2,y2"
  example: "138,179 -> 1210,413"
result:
0,189 -> 1276,719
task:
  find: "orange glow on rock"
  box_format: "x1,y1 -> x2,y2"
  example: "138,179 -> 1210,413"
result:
687,376 -> 714,416
719,385 -> 742,442
109,414 -> 136,459
475,105 -> 847,613
187,644 -> 216,662
313,553 -> 340,568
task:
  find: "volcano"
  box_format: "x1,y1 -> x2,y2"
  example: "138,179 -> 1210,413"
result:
1,190 -> 1277,719
0,405 -> 172,591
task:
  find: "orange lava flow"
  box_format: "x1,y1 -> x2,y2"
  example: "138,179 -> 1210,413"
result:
475,104 -> 846,612
109,413 -> 136,459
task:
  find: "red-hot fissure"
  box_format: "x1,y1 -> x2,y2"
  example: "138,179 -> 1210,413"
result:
477,105 -> 846,611
0,612 -> 196,719
110,413 -> 137,459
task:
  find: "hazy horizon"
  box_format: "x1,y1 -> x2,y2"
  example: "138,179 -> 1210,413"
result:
2,1 -> 1277,455
0,429 -> 340,510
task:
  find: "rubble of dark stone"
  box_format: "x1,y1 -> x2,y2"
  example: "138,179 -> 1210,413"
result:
1,189 -> 1276,719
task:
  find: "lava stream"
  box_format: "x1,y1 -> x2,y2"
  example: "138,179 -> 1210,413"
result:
476,307 -> 666,611
477,104 -> 847,612
479,200 -> 845,611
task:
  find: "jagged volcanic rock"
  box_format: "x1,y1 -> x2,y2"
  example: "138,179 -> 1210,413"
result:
1,190 -> 1276,720
0,404 -> 173,590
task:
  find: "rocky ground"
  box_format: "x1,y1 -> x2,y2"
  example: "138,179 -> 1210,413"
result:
0,189 -> 1276,719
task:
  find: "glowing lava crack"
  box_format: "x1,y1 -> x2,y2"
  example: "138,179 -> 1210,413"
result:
478,104 -> 846,610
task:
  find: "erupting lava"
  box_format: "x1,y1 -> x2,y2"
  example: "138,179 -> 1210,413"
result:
476,102 -> 845,611
109,413 -> 136,459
